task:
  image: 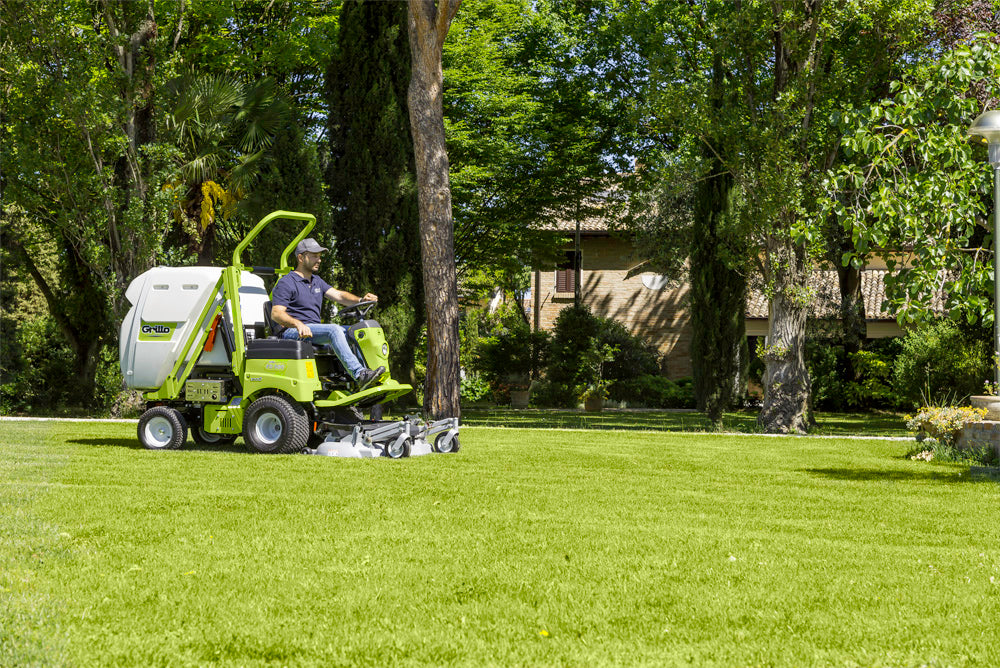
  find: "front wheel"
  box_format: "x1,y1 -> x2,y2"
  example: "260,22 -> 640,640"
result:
138,407 -> 188,450
243,395 -> 309,454
385,436 -> 411,459
434,434 -> 460,454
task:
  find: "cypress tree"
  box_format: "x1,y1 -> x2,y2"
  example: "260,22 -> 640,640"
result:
237,123 -> 329,267
326,0 -> 423,386
690,150 -> 747,428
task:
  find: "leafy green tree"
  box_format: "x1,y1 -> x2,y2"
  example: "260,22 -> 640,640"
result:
1,0 -> 182,405
161,73 -> 290,264
824,38 -> 1000,327
326,0 -> 424,386
442,0 -> 619,297
173,0 -> 340,131
620,0 -> 935,432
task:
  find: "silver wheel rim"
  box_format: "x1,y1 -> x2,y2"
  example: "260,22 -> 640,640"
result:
254,411 -> 283,445
436,436 -> 454,453
198,428 -> 221,443
387,438 -> 406,458
144,416 -> 174,448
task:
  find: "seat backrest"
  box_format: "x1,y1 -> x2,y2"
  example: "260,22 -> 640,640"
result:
262,301 -> 284,338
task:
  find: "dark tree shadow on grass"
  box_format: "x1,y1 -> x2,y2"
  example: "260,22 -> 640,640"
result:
803,467 -> 988,484
68,438 -> 245,454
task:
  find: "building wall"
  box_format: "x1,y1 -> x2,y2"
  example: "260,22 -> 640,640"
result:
534,236 -> 694,379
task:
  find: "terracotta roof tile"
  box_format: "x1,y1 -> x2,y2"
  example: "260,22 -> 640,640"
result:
745,268 -> 945,321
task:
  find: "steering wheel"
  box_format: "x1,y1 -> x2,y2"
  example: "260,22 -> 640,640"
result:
336,300 -> 377,322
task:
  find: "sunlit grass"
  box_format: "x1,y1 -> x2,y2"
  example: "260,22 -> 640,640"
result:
460,407 -> 909,437
2,420 -> 998,667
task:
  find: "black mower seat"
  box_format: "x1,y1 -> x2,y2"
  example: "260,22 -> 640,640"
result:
245,338 -> 315,359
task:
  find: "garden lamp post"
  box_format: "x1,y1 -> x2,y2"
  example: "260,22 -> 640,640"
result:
969,110 -> 1000,388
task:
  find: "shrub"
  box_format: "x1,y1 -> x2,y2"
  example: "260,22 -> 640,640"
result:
529,379 -> 576,408
472,327 -> 550,391
807,337 -> 901,411
546,305 -> 602,389
1,316 -> 81,413
460,371 -> 492,403
905,405 -> 987,447
545,305 -> 661,406
609,374 -> 695,409
893,320 -> 990,408
598,318 -> 660,382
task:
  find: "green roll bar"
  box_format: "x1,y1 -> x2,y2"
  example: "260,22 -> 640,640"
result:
231,210 -> 317,272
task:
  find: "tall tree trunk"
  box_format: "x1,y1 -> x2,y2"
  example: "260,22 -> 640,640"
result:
758,232 -> 811,433
690,51 -> 748,428
757,0 -> 823,433
690,156 -> 747,428
406,0 -> 462,419
837,262 -> 866,375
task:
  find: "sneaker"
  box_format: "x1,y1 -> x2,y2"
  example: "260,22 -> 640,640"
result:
355,366 -> 386,391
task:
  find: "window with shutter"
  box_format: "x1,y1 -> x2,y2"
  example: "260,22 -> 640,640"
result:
555,251 -> 580,295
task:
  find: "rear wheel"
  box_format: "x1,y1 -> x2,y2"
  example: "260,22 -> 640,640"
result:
138,407 -> 187,450
243,395 -> 309,454
191,426 -> 238,446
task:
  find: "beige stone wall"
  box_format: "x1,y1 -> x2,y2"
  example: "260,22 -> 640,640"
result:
534,237 -> 694,379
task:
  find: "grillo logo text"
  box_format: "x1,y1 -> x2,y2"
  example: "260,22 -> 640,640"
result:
141,324 -> 172,334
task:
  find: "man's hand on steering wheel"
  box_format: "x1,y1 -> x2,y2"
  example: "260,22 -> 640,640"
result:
337,294 -> 378,321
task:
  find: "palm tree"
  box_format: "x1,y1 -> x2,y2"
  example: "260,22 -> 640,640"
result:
162,73 -> 289,264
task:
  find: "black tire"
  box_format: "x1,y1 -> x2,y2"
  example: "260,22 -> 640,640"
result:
385,436 -> 411,459
243,395 -> 310,454
191,426 -> 238,446
434,434 -> 460,454
138,407 -> 187,450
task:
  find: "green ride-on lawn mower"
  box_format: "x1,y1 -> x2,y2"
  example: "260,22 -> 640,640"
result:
119,210 -> 460,458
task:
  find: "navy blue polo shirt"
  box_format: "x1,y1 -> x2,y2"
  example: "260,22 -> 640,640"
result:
271,271 -> 332,324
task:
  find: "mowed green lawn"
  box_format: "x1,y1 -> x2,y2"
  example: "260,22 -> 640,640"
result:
2,421 -> 999,667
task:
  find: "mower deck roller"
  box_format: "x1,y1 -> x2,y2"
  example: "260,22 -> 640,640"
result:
119,210 -> 460,458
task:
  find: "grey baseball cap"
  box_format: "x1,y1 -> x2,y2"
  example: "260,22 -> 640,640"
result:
295,238 -> 328,255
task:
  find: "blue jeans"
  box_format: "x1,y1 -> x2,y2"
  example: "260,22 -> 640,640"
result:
281,324 -> 364,378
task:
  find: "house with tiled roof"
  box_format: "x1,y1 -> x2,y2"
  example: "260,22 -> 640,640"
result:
531,217 -> 909,379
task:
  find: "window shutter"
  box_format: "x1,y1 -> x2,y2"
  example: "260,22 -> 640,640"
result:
556,268 -> 575,293
556,250 -> 580,294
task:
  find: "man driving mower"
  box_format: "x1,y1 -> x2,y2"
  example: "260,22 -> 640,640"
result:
270,238 -> 385,390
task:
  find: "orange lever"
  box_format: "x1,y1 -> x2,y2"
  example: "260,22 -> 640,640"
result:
204,314 -> 222,352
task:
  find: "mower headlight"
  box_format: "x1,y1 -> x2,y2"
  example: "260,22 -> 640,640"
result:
382,343 -> 388,356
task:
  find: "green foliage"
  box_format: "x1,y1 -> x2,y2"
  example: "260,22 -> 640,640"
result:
825,38 -> 1000,326
546,305 -> 603,390
443,0 -> 618,278
0,317 -> 78,414
544,305 -> 663,406
232,123 -> 330,267
893,320 -> 991,408
808,338 -> 901,411
473,329 -> 550,387
459,371 -> 492,404
598,318 -> 661,382
608,375 -> 695,409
